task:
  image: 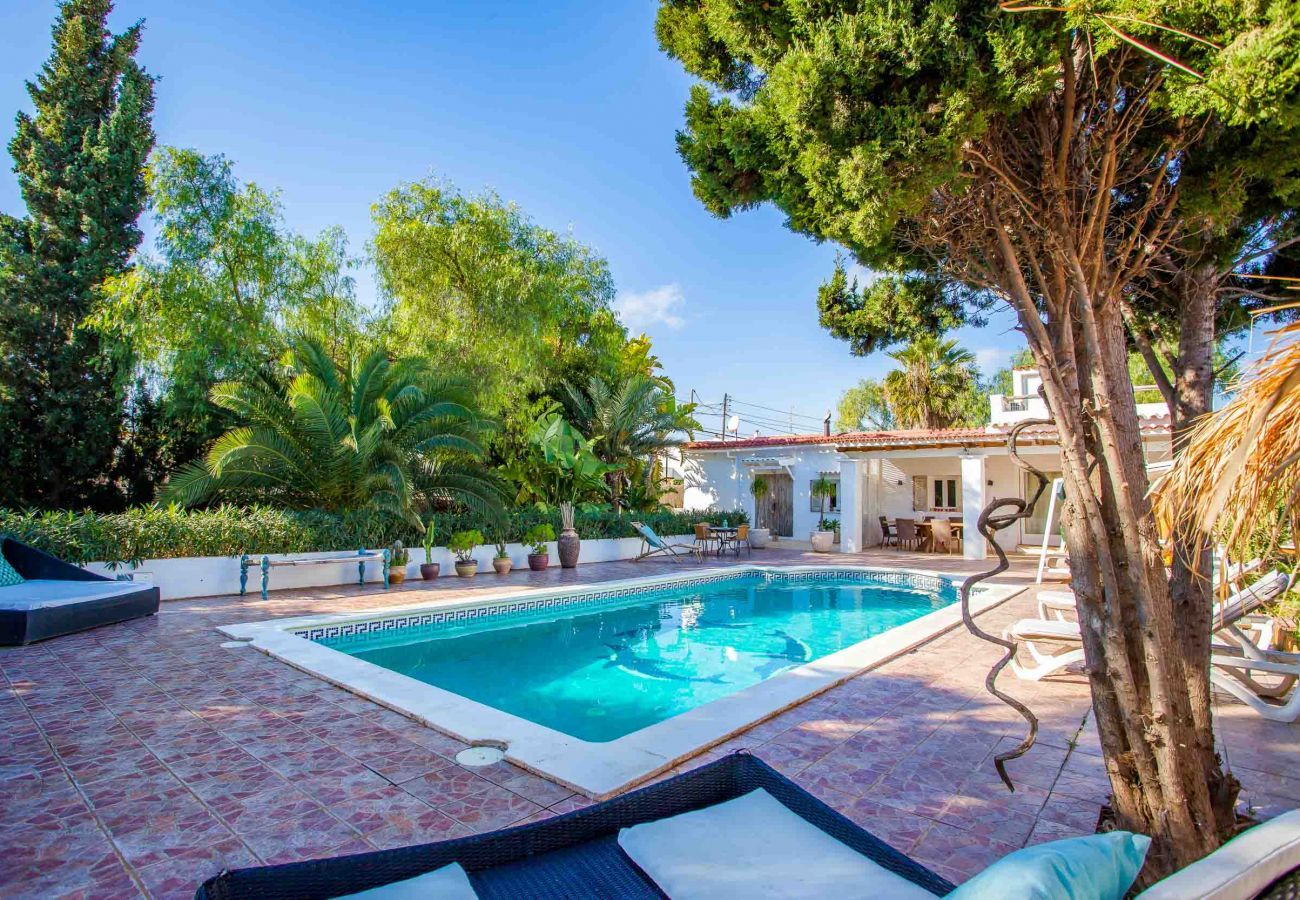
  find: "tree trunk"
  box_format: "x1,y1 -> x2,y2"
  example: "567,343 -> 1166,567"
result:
1167,265 -> 1240,831
917,42 -> 1236,880
1025,285 -> 1222,882
984,163 -> 1232,885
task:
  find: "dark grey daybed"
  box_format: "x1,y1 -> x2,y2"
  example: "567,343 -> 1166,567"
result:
0,537 -> 160,645
195,752 -> 955,899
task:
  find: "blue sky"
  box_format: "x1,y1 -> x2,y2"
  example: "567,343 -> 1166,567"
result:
0,0 -> 1025,436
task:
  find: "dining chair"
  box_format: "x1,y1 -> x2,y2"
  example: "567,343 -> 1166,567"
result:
725,523 -> 751,557
895,518 -> 918,551
930,518 -> 955,554
878,515 -> 896,548
693,523 -> 717,557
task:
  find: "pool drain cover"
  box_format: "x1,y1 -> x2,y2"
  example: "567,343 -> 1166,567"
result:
456,746 -> 505,767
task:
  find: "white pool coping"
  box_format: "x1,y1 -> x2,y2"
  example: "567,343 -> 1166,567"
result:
220,564 -> 1024,799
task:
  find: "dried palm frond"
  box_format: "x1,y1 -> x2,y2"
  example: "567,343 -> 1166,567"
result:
1153,313 -> 1300,563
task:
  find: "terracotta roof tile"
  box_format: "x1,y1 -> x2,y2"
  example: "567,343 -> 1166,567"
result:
684,414 -> 1171,452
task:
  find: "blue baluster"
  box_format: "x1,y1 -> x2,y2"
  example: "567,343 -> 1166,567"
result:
357,548 -> 366,586
382,548 -> 391,589
260,556 -> 270,601
239,554 -> 249,596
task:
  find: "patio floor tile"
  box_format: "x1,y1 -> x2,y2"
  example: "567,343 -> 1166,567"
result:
2,548 -> 1295,893
399,766 -> 500,806
435,783 -> 545,833
237,808 -> 363,866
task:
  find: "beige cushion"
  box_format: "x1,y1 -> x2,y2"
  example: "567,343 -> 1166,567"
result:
618,788 -> 933,899
1137,810 -> 1300,900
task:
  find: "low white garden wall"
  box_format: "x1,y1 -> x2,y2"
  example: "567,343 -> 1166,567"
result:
84,534 -> 696,601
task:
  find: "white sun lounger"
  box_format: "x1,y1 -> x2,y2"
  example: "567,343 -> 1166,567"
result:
1004,570 -> 1290,689
1036,558 -> 1266,621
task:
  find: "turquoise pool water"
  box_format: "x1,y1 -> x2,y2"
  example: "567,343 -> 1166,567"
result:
319,572 -> 953,742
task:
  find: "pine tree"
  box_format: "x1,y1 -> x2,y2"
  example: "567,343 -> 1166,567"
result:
657,0 -> 1299,880
0,0 -> 155,509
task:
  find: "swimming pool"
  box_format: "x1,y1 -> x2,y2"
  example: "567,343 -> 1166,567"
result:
222,566 -> 1020,797
319,571 -> 953,742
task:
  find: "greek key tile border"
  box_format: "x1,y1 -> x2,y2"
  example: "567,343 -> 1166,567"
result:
297,568 -> 957,645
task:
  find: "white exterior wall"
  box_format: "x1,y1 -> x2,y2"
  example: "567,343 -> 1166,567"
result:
83,535 -> 694,601
684,431 -> 1171,555
681,445 -> 847,539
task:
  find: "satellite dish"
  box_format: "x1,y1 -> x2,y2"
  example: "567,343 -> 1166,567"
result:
727,415 -> 741,433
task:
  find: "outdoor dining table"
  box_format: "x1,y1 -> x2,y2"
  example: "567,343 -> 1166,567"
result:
708,526 -> 738,556
915,520 -> 963,552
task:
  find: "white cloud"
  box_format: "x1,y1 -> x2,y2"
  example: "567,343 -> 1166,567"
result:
613,284 -> 686,332
973,347 -> 1009,373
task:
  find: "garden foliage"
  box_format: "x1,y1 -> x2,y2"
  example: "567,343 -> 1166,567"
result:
0,504 -> 744,566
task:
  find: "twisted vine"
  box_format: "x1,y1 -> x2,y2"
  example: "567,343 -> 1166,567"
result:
958,416 -> 1054,791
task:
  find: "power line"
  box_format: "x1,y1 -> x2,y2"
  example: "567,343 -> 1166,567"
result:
727,396 -> 826,424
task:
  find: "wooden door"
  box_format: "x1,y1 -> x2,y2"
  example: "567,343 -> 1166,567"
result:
758,473 -> 794,537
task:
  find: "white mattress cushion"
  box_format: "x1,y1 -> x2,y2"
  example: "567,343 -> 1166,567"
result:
333,862 -> 477,899
618,788 -> 934,899
0,579 -> 148,611
1137,810 -> 1300,900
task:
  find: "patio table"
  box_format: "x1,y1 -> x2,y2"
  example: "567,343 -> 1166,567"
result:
916,520 -> 963,552
708,526 -> 738,556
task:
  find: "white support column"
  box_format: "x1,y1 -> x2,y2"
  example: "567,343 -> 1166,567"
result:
838,458 -> 864,553
961,454 -> 987,560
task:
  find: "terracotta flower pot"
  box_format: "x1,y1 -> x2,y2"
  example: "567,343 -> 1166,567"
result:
454,560 -> 477,578
558,528 -> 580,568
419,562 -> 440,580
492,557 -> 512,575
527,553 -> 549,572
388,567 -> 406,584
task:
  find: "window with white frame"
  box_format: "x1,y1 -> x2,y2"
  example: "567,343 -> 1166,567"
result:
912,475 -> 960,512
809,477 -> 840,513
933,477 -> 959,511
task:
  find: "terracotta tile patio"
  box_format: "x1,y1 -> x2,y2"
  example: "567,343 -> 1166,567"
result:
2,549 -> 1296,898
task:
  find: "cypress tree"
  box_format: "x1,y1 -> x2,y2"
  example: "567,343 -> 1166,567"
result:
0,0 -> 155,509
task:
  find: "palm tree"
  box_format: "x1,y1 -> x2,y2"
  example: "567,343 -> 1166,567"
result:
562,373 -> 699,512
882,336 -> 978,429
163,335 -> 503,523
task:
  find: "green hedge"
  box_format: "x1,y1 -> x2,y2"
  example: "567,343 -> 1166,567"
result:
0,504 -> 746,565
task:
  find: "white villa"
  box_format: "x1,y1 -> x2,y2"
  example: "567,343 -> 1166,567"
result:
673,368 -> 1173,559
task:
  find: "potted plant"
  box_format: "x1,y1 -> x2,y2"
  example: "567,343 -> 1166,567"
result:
448,530 -> 482,577
492,537 -> 513,575
748,475 -> 771,548
388,540 -> 410,583
419,520 -> 439,580
809,476 -> 837,553
557,501 -> 580,568
523,523 -> 554,571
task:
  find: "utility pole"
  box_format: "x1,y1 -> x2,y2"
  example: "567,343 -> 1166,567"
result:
720,393 -> 730,443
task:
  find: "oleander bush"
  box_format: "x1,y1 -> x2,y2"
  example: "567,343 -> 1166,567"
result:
0,504 -> 745,565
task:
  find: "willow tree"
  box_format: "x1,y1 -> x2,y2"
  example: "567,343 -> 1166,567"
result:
657,0 -> 1299,879
371,181 -> 627,418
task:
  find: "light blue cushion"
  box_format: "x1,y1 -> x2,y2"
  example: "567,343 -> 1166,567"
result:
0,554 -> 23,588
946,832 -> 1151,900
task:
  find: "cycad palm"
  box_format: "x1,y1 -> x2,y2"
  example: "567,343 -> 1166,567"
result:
883,337 -> 977,429
163,336 -> 502,521
563,374 -> 699,511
